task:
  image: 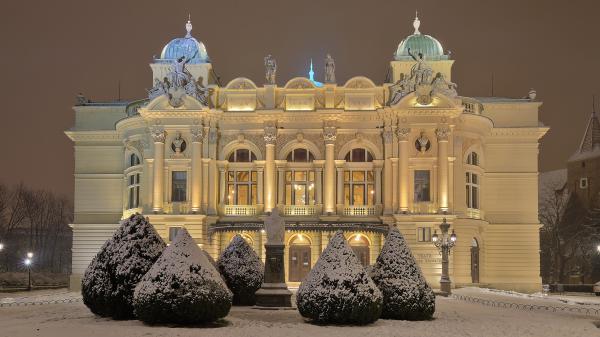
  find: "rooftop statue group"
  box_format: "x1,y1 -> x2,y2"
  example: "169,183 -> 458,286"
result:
148,51 -> 210,108
389,48 -> 458,105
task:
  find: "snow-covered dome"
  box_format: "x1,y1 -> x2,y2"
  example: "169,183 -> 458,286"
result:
158,19 -> 209,64
394,14 -> 447,61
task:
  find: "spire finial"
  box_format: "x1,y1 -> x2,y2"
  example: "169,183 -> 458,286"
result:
413,10 -> 421,34
185,14 -> 193,37
309,59 -> 315,81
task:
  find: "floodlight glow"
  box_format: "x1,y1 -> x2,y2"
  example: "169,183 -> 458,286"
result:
27,252 -> 33,259
24,258 -> 31,266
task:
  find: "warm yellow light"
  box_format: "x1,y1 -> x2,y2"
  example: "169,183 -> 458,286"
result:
354,234 -> 361,242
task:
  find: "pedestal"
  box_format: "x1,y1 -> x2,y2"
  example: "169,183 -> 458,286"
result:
255,244 -> 292,307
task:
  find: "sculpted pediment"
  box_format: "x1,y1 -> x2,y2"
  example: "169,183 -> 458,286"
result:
144,94 -> 206,111
390,91 -> 463,117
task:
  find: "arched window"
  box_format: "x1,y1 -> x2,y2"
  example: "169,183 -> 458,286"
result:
228,149 -> 257,162
129,153 -> 141,167
286,148 -> 315,162
466,152 -> 479,166
466,172 -> 479,209
348,234 -> 370,266
344,148 -> 374,162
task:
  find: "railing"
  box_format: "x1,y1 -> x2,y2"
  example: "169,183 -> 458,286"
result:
343,205 -> 377,216
466,208 -> 484,219
223,205 -> 257,216
283,205 -> 317,216
164,202 -> 191,214
410,202 -> 438,214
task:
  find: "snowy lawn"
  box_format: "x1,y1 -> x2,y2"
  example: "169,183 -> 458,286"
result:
1,289 -> 599,337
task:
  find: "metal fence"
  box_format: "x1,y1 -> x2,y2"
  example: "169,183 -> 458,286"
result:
452,294 -> 600,317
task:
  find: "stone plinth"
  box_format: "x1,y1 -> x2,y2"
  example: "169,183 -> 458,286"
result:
255,244 -> 292,307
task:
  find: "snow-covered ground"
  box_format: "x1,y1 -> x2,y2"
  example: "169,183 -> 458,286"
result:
0,288 -> 599,337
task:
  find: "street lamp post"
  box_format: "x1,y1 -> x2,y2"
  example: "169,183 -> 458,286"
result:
432,218 -> 457,295
25,252 -> 33,291
0,242 -> 4,272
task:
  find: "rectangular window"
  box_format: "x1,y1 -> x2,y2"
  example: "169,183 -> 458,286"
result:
168,227 -> 181,242
414,170 -> 431,202
171,171 -> 187,202
580,178 -> 588,189
417,227 -> 431,242
127,173 -> 140,209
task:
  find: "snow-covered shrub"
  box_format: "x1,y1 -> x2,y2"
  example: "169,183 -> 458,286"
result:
217,235 -> 264,305
296,231 -> 382,325
133,228 -> 232,325
370,227 -> 435,320
81,214 -> 165,319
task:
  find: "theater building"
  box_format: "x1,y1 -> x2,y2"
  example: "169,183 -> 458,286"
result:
66,15 -> 548,292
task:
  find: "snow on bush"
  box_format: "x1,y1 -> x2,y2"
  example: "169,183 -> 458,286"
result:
133,228 -> 232,325
296,231 -> 382,325
81,214 -> 166,319
370,227 -> 435,320
217,235 -> 264,305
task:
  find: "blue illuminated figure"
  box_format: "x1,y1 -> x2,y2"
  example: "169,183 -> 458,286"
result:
308,59 -> 323,87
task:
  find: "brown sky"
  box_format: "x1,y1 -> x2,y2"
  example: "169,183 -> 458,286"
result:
0,0 -> 598,198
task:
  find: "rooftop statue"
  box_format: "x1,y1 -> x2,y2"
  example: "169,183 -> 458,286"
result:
324,54 -> 336,83
264,55 -> 277,85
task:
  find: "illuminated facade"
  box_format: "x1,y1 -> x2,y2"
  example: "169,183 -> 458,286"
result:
66,16 -> 548,292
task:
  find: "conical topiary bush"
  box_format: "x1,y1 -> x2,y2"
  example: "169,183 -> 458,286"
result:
296,231 -> 382,325
370,227 -> 435,320
81,214 -> 166,319
133,228 -> 232,325
217,235 -> 264,305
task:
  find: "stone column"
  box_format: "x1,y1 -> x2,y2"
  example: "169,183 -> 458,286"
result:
315,167 -> 323,206
397,127 -> 411,213
151,126 -> 166,213
207,126 -> 218,215
219,166 -> 227,212
263,122 -> 277,212
336,164 -> 345,214
257,166 -> 264,206
277,166 -> 285,207
383,127 -> 394,214
323,125 -> 337,214
190,126 -> 204,213
374,166 -> 383,206
436,127 -> 450,212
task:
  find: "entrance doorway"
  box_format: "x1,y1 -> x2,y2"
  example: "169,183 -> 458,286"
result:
471,238 -> 480,283
349,234 -> 370,267
289,235 -> 311,282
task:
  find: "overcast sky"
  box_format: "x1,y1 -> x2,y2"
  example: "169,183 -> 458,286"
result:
0,0 -> 598,198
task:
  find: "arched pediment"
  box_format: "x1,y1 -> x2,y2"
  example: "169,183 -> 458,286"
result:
337,138 -> 383,160
344,76 -> 376,89
225,77 -> 258,90
144,94 -> 206,111
278,138 -> 323,160
284,77 -> 316,89
221,139 -> 263,161
391,91 -> 461,110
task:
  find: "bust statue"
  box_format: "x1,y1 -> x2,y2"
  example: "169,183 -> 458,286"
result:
264,208 -> 285,245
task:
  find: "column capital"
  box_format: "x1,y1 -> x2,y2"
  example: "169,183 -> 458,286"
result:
435,127 -> 451,141
323,126 -> 337,144
383,126 -> 394,144
263,121 -> 278,145
396,127 -> 411,142
150,126 -> 166,143
190,126 -> 205,143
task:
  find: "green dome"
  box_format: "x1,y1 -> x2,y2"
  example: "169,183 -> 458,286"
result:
394,15 -> 447,61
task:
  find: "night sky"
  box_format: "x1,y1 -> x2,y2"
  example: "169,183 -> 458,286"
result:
1,0 -> 598,198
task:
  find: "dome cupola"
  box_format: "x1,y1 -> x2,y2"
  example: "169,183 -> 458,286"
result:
394,13 -> 447,61
157,18 -> 210,64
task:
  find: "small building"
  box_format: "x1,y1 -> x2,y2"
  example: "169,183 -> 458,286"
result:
66,15 -> 548,292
